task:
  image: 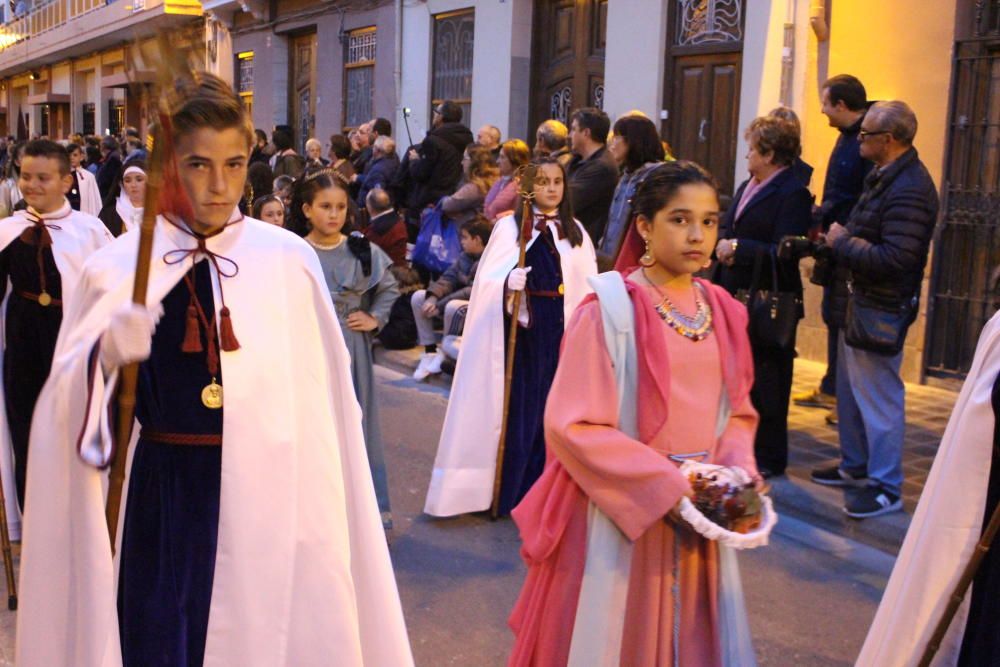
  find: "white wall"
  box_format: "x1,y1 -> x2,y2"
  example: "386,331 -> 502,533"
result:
399,0 -> 531,150
603,0 -> 668,122
734,0 -> 785,188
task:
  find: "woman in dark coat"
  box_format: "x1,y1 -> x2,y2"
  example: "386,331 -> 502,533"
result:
98,157 -> 146,237
714,115 -> 813,477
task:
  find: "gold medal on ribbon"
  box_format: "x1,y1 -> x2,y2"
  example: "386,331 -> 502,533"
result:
37,291 -> 52,307
201,377 -> 223,409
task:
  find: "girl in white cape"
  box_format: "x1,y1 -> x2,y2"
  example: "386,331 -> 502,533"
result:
424,157 -> 597,517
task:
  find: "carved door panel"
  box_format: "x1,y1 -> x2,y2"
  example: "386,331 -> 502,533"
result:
531,0 -> 608,134
663,0 -> 745,200
669,52 -> 741,197
290,32 -> 317,153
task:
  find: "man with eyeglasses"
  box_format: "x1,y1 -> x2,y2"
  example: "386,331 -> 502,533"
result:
794,75 -> 875,420
811,101 -> 939,519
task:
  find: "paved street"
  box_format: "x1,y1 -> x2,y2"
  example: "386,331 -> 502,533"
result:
377,365 -> 892,666
0,363 -> 918,666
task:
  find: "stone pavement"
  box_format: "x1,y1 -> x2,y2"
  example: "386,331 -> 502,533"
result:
375,347 -> 960,554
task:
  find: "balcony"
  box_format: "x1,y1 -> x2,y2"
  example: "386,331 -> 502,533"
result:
0,0 -> 203,77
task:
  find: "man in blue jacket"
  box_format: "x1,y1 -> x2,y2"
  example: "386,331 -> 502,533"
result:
811,101 -> 939,519
794,75 -> 874,422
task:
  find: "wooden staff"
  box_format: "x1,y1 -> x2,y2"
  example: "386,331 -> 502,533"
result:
918,498 -> 1000,666
490,165 -> 537,520
0,468 -> 16,609
105,36 -> 186,553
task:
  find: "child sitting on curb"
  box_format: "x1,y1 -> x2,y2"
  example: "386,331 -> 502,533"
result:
411,216 -> 491,380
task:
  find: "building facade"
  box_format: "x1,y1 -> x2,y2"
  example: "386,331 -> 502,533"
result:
2,0 -> 994,384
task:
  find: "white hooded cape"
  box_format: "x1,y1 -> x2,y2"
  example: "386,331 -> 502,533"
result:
857,310 -> 1000,667
76,167 -> 103,217
0,203 -> 111,540
424,213 -> 597,517
16,213 -> 413,666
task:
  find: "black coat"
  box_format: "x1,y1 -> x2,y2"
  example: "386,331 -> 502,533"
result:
716,167 -> 814,296
568,146 -> 619,244
407,123 -> 474,210
830,148 -> 939,316
818,114 -> 874,230
96,152 -> 123,201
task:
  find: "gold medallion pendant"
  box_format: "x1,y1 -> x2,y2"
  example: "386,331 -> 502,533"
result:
558,283 -> 565,295
37,291 -> 52,307
201,378 -> 223,409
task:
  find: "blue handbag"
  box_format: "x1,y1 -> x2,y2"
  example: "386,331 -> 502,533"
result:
411,202 -> 462,273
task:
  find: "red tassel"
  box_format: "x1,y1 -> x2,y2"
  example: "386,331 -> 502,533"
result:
182,304 -> 203,353
219,306 -> 240,352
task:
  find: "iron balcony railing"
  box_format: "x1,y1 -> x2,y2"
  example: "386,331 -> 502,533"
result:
0,0 -> 146,51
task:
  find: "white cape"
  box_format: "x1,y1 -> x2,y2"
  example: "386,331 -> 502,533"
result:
0,204 -> 111,540
424,214 -> 597,516
76,167 -> 103,217
16,213 -> 413,666
857,310 -> 1000,667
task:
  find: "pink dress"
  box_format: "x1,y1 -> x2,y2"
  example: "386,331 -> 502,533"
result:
508,278 -> 759,667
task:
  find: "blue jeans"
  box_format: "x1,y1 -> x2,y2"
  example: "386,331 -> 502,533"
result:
835,331 -> 905,497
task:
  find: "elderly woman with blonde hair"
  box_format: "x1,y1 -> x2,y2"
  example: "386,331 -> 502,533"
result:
713,114 -> 813,479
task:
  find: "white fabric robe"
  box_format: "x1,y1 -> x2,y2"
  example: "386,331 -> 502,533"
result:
76,167 -> 103,217
424,213 -> 597,517
16,212 -> 413,667
856,310 -> 1000,667
0,203 -> 111,540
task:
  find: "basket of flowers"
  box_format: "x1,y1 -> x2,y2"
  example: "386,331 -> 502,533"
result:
676,461 -> 777,550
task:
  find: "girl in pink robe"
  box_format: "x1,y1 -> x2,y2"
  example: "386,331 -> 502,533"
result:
508,161 -> 760,667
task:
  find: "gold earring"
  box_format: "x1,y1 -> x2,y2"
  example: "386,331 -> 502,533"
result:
640,238 -> 655,267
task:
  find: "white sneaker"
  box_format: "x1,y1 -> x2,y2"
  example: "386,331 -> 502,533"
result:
413,352 -> 444,381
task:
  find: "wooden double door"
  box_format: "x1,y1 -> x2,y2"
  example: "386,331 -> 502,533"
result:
530,0 -> 608,133
290,32 -> 317,153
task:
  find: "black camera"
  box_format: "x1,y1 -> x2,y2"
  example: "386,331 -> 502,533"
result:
778,235 -> 834,286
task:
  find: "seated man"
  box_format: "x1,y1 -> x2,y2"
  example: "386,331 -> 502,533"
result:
410,216 -> 490,380
363,188 -> 408,267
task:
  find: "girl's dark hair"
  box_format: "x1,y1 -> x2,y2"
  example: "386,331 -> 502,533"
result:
612,115 -> 665,171
329,134 -> 352,160
514,157 -> 583,248
288,171 -> 372,275
631,160 -> 719,223
103,156 -> 147,209
246,161 -> 274,202
251,194 -> 283,220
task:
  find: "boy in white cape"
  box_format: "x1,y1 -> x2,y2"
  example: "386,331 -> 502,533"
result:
16,74 -> 412,667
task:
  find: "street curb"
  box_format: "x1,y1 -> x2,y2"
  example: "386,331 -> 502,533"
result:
768,475 -> 909,556
373,346 -> 911,556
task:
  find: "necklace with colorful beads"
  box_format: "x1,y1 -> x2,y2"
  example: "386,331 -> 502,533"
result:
642,269 -> 713,342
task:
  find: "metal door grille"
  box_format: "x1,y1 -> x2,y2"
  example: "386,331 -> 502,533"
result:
926,34 -> 1000,378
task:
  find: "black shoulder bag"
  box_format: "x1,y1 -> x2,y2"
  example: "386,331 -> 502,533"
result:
735,250 -> 802,350
844,279 -> 917,356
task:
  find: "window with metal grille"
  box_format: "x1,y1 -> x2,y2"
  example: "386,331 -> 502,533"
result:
344,27 -> 376,131
431,9 -> 474,124
237,51 -> 254,116
108,98 -> 124,136
82,102 -> 95,136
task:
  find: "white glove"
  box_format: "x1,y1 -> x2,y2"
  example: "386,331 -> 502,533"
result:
100,303 -> 164,373
507,266 -> 532,292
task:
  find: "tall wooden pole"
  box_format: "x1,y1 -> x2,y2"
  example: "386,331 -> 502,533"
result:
490,165 -> 536,520
918,498 -> 1000,666
0,464 -> 16,609
104,36 -> 186,553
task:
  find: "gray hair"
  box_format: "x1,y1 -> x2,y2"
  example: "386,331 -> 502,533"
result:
867,101 -> 918,145
536,119 -> 568,151
373,134 -> 396,156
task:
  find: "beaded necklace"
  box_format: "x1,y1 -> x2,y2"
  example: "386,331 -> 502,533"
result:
642,269 -> 713,342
